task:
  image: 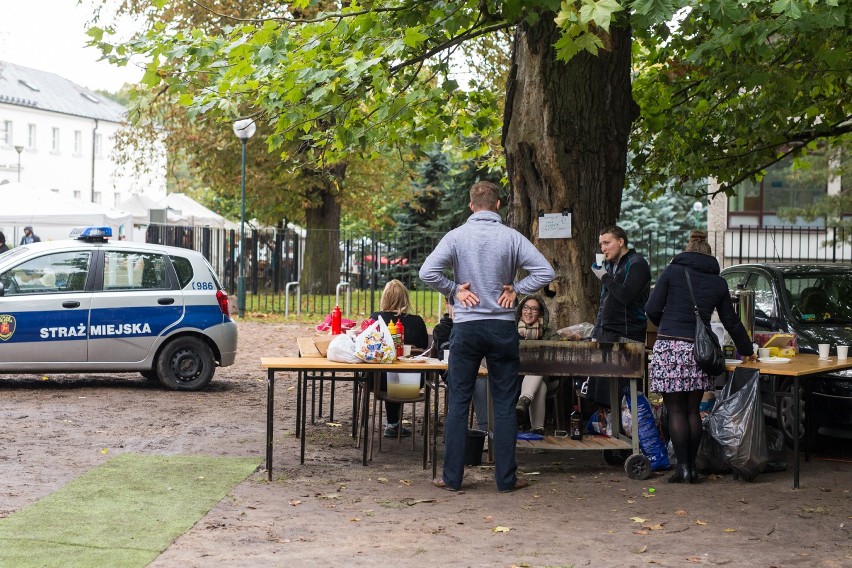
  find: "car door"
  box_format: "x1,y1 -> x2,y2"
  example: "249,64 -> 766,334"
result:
87,249 -> 184,363
0,250 -> 93,365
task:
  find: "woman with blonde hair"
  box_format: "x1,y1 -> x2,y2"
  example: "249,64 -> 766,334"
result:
370,279 -> 429,437
645,231 -> 756,483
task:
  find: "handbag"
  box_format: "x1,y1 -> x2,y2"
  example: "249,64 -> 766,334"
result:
684,268 -> 726,376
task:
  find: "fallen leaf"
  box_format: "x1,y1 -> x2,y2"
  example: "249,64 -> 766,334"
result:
399,479 -> 411,486
377,477 -> 388,483
326,422 -> 342,427
633,530 -> 649,535
642,523 -> 666,531
627,500 -> 636,504
318,494 -> 340,500
350,517 -> 360,522
484,515 -> 493,521
686,556 -> 702,563
41,375 -> 49,381
493,526 -> 511,533
636,545 -> 648,553
288,499 -> 301,506
723,528 -> 736,533
631,516 -> 648,523
696,520 -> 707,525
101,448 -> 108,454
402,498 -> 436,506
675,510 -> 688,516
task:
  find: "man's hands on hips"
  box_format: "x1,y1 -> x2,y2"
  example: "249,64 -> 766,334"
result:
498,284 -> 516,308
455,282 -> 480,307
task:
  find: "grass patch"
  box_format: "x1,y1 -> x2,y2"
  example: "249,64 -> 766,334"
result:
0,454 -> 260,568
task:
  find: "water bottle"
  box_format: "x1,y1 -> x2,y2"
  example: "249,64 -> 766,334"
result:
331,305 -> 342,335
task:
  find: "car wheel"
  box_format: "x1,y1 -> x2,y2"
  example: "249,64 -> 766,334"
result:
776,378 -> 806,444
156,337 -> 215,391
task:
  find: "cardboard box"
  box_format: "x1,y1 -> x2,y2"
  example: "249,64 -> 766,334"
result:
312,334 -> 334,357
753,332 -> 798,357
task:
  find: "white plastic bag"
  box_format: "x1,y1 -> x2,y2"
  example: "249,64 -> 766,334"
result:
326,334 -> 360,363
354,316 -> 395,363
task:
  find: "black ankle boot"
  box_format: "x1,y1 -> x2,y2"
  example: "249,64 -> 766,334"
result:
688,462 -> 698,484
668,464 -> 690,484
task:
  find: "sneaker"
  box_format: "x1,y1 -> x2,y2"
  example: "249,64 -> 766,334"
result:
384,424 -> 412,438
515,396 -> 531,423
531,427 -> 545,436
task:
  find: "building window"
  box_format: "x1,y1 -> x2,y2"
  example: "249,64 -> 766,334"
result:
74,130 -> 82,155
728,155 -> 830,228
93,191 -> 102,204
94,133 -> 102,157
51,127 -> 60,153
73,190 -> 82,200
28,124 -> 36,148
1,120 -> 11,145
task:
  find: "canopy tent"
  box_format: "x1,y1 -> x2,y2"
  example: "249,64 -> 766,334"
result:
117,193 -> 184,226
159,193 -> 228,229
0,182 -> 133,242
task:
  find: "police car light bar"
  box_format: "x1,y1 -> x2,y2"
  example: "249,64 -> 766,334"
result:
70,226 -> 113,241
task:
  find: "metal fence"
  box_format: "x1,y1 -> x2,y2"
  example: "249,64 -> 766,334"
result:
146,224 -> 852,321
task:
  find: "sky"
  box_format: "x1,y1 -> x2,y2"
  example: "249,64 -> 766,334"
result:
0,0 -> 142,93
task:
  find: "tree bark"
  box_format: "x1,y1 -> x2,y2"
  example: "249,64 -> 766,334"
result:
302,176 -> 343,294
503,16 -> 639,326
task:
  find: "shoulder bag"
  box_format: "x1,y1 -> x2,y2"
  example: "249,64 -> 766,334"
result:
684,268 -> 726,376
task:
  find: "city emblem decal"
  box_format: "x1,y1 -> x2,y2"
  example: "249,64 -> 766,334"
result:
0,314 -> 15,341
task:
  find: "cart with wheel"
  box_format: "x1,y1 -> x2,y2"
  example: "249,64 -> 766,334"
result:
515,340 -> 650,480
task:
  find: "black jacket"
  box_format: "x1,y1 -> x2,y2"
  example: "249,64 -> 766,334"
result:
645,252 -> 753,356
368,311 -> 429,350
593,249 -> 651,343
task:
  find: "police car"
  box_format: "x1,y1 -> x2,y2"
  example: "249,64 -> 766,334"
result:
0,227 -> 237,391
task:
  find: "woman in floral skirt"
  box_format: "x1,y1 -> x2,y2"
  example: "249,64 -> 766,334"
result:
645,231 -> 756,483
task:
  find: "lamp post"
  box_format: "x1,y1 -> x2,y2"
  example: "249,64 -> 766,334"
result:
14,145 -> 24,182
232,119 -> 256,317
692,201 -> 703,229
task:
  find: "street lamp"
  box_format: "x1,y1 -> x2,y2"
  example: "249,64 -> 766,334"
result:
232,118 -> 256,317
14,145 -> 24,182
692,201 -> 703,229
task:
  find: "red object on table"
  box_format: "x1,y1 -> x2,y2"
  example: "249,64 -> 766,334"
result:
396,319 -> 405,356
331,305 -> 342,335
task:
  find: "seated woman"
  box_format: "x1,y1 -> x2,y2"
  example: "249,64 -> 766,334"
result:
370,279 -> 429,438
514,295 -> 558,435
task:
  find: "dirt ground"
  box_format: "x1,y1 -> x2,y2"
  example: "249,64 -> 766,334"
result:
1,321 -> 851,567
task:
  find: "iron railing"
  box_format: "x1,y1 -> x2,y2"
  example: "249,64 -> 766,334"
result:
146,224 -> 852,321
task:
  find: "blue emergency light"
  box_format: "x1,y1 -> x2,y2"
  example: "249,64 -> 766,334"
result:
70,226 -> 113,242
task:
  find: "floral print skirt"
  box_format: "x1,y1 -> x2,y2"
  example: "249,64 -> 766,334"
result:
649,339 -> 712,393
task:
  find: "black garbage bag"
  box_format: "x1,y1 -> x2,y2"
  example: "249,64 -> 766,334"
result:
707,367 -> 769,481
764,425 -> 788,473
695,414 -> 731,474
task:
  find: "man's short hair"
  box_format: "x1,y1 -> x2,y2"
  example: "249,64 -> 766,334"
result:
599,225 -> 628,247
469,181 -> 501,210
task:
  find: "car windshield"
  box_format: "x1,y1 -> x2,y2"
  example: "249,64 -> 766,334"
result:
785,272 -> 852,324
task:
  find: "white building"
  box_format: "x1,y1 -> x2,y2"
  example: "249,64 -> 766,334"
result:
0,61 -> 165,208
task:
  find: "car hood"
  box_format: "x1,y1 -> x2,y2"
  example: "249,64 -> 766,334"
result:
792,324 -> 852,354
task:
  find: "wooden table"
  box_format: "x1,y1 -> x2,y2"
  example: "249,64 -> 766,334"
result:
262,354 -> 447,480
724,353 -> 852,488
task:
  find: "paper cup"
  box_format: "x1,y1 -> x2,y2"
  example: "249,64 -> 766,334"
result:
403,344 -> 412,356
758,348 -> 770,359
837,345 -> 849,361
595,253 -> 605,266
818,343 -> 830,359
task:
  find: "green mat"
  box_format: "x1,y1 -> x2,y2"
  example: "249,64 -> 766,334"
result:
0,454 -> 260,568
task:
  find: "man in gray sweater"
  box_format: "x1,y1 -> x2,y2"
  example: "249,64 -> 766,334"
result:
419,181 -> 555,493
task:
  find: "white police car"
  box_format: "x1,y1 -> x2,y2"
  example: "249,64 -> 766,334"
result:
0,227 -> 237,390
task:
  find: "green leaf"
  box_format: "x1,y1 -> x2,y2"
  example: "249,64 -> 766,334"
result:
403,27 -> 429,48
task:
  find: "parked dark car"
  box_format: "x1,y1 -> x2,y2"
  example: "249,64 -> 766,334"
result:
720,263 -> 852,443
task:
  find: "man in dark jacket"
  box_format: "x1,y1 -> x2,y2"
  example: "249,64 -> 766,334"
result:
588,225 -> 651,407
20,226 -> 40,246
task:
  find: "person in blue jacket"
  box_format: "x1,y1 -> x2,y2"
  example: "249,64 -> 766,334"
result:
645,230 -> 756,484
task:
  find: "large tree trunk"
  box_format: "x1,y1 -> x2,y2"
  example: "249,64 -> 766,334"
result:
302,177 -> 342,294
503,17 -> 639,327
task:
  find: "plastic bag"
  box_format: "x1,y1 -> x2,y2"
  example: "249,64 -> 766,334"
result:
556,322 -> 595,340
620,396 -> 632,438
695,414 -> 731,473
707,367 -> 769,481
326,334 -> 360,363
354,316 -> 395,363
316,312 -> 357,333
624,391 -> 670,471
585,408 -> 611,436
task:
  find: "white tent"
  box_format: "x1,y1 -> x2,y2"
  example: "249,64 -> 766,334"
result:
117,193 -> 184,226
159,193 -> 228,228
0,182 -> 133,242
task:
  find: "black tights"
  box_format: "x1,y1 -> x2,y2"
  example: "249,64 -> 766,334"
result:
664,390 -> 705,466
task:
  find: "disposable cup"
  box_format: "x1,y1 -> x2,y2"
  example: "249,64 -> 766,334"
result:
403,344 -> 412,356
595,253 -> 605,266
837,345 -> 848,361
818,343 -> 830,359
758,348 -> 770,359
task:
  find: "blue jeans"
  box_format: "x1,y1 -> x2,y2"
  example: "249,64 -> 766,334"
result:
443,319 -> 520,491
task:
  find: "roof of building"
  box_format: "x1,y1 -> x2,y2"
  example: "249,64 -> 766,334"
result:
0,61 -> 126,123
